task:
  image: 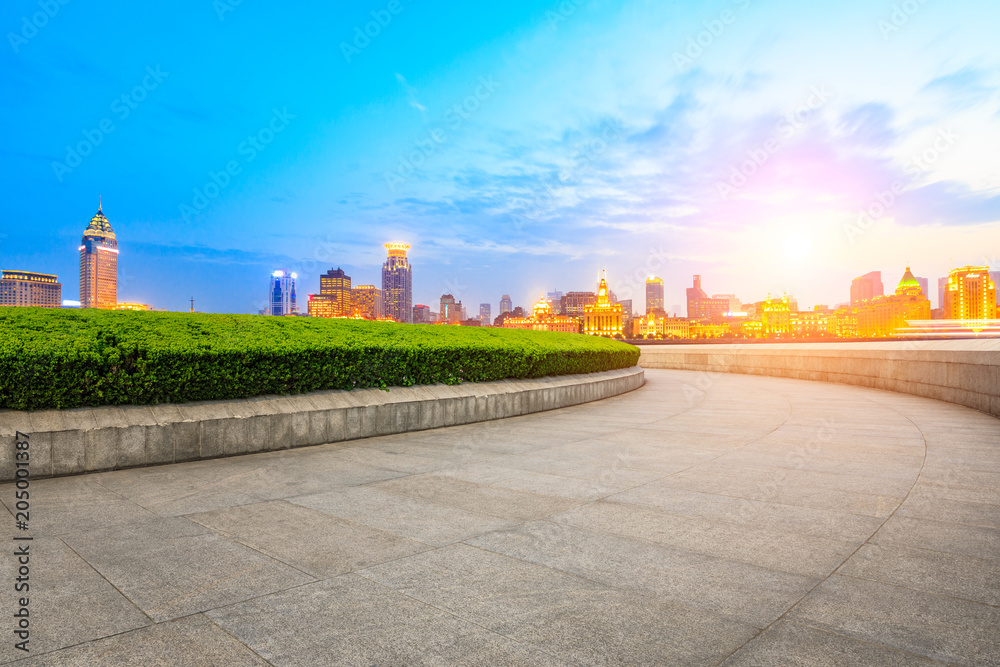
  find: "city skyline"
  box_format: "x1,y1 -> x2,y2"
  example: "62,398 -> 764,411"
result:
4,1 -> 999,314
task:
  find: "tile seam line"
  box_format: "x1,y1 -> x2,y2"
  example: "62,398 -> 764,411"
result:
713,390 -> 932,665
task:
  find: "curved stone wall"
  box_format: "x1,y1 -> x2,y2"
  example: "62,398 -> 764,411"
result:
0,367 -> 645,482
638,340 -> 999,418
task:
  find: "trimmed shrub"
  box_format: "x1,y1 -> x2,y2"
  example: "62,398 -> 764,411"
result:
0,308 -> 639,410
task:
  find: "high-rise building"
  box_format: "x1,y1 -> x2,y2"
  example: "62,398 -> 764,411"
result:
499,294 -> 513,316
855,267 -> 932,337
269,269 -> 299,316
943,266 -> 997,320
0,271 -> 62,307
352,285 -> 383,319
439,294 -> 462,324
479,303 -> 491,325
560,291 -> 596,318
413,304 -> 431,323
713,294 -> 741,314
583,272 -> 624,337
308,267 -> 351,317
686,276 -> 729,320
645,276 -> 664,314
618,299 -> 633,320
79,204 -> 118,309
915,277 -> 929,302
382,243 -> 412,323
850,271 -> 884,305
937,277 -> 949,310
991,271 -> 1000,307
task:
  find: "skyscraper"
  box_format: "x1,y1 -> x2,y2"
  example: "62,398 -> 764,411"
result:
382,243 -> 412,323
0,271 -> 62,307
79,204 -> 118,309
439,294 -> 462,324
352,285 -> 383,319
499,294 -> 513,316
269,269 -> 298,316
308,267 -> 351,317
850,271 -> 884,305
943,266 -> 997,320
412,304 -> 431,323
645,276 -> 664,314
479,303 -> 491,325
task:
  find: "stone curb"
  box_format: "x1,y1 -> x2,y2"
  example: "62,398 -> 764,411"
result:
638,342 -> 999,418
0,367 -> 645,482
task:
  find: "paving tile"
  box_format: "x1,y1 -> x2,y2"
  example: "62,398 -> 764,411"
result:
370,473 -> 582,521
0,537 -> 149,662
896,494 -> 1000,529
871,514 -> 1000,561
291,485 -> 518,546
551,500 -> 859,578
13,614 -> 269,666
62,516 -> 313,621
788,574 -> 1000,666
189,500 -> 431,578
91,465 -> 261,517
838,542 -> 1000,605
360,543 -> 758,665
721,620 -> 944,666
468,520 -> 817,627
208,574 -> 569,666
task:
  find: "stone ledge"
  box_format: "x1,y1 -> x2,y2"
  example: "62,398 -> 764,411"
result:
0,367 -> 644,482
638,341 -> 998,418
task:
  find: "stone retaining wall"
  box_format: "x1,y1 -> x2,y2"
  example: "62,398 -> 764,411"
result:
0,367 -> 645,482
639,340 -> 999,417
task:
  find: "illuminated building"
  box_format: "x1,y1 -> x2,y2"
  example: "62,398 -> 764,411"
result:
560,291 -> 596,318
850,271 -> 883,305
113,302 -> 151,311
686,275 -> 730,320
382,242 -> 412,323
645,276 -> 664,314
352,285 -> 383,319
479,303 -> 491,325
790,307 -> 833,337
944,265 -> 997,320
503,296 -> 580,333
992,272 -> 1000,307
269,269 -> 299,316
583,273 -> 624,337
499,294 -> 512,316
308,267 -> 351,318
0,270 -> 62,307
79,204 -> 118,309
851,267 -> 932,337
439,294 -> 463,324
545,291 -> 563,310
632,312 -> 689,339
690,321 -> 729,338
413,304 -> 431,323
760,296 -> 791,338
618,299 -> 633,321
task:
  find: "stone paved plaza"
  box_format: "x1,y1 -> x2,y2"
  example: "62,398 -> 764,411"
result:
3,369 -> 999,665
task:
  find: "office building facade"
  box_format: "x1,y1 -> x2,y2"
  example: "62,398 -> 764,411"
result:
0,271 -> 62,307
80,205 -> 118,309
943,266 -> 997,320
645,276 -> 664,314
269,269 -> 299,316
382,243 -> 412,323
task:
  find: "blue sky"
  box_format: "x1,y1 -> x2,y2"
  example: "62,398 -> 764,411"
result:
2,0 -> 998,314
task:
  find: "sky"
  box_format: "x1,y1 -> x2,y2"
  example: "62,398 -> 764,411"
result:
2,0 -> 999,315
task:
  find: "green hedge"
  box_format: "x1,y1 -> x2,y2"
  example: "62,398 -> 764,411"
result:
0,308 -> 639,410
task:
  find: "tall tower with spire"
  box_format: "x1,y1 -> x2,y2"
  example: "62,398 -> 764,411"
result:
79,201 -> 118,309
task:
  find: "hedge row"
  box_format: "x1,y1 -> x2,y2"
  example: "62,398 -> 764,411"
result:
0,308 -> 640,410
